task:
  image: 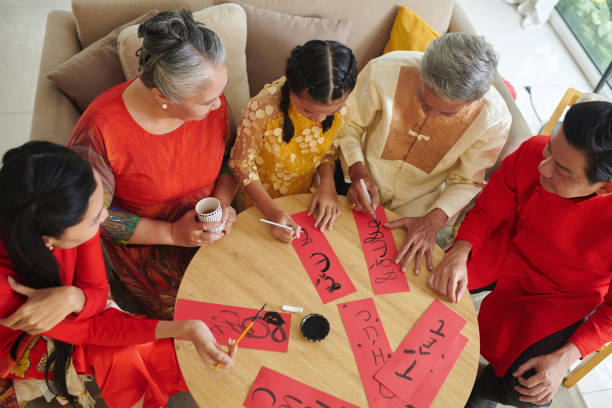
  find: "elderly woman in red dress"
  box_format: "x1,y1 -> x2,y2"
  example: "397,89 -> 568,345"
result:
69,9 -> 237,319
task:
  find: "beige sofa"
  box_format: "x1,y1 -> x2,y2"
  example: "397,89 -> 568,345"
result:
30,0 -> 532,170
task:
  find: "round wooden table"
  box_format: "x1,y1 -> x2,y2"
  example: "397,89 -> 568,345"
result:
175,194 -> 479,407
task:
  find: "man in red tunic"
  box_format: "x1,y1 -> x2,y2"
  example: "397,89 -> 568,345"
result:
429,100 -> 612,407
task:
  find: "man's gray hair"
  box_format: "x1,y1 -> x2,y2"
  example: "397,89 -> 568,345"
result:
420,32 -> 498,101
137,9 -> 226,102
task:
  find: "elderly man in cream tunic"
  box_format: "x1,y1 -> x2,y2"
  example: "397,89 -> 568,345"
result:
336,33 -> 511,274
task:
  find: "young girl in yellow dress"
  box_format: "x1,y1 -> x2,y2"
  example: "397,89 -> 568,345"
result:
230,40 -> 357,242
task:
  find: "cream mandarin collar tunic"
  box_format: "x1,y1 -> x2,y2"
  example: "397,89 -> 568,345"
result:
335,51 -> 512,219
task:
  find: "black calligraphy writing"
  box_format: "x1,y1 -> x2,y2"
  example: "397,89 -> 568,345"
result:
363,218 -> 399,285
208,310 -> 288,343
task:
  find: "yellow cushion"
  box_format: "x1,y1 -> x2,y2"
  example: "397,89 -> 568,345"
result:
384,6 -> 441,54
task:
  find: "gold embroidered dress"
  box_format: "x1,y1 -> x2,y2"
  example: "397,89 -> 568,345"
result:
230,77 -> 347,205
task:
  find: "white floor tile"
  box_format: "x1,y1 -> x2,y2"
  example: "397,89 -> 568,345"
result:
576,359 -> 612,394
0,112 -> 32,157
581,389 -> 612,408
0,7 -> 56,113
601,353 -> 612,375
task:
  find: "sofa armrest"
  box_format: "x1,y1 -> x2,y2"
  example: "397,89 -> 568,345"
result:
487,73 -> 534,177
30,10 -> 82,146
449,1 -> 533,178
448,0 -> 477,34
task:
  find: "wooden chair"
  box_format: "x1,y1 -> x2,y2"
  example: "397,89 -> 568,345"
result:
541,87 -> 612,388
564,343 -> 612,388
540,87 -> 582,136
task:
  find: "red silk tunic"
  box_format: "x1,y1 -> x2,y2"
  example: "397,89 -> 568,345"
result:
68,79 -> 230,319
0,233 -> 186,407
457,136 -> 612,376
70,79 -> 229,218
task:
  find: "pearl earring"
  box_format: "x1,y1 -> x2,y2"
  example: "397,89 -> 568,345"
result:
161,103 -> 168,110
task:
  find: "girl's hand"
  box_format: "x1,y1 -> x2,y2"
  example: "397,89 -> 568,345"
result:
268,209 -> 301,243
308,182 -> 340,231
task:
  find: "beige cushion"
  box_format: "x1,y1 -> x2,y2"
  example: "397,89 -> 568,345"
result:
237,2 -> 351,96
117,3 -> 249,126
46,10 -> 159,111
222,0 -> 453,71
71,0 -> 453,72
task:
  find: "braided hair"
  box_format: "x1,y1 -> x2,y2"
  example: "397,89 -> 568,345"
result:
0,142 -> 96,404
280,40 -> 357,143
137,8 -> 226,102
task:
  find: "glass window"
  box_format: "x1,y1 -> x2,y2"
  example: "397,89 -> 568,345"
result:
556,0 -> 612,88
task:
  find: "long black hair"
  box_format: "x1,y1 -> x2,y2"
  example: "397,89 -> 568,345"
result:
0,141 -> 96,403
280,40 -> 357,143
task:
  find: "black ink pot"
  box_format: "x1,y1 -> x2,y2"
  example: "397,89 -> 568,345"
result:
300,314 -> 330,342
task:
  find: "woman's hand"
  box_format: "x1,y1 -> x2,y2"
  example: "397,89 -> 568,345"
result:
187,320 -> 237,368
308,181 -> 340,231
199,204 -> 236,234
171,210 -> 224,247
155,320 -> 237,368
268,209 -> 301,243
218,203 -> 237,234
0,276 -> 85,334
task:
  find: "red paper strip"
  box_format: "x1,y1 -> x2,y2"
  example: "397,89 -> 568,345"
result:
374,299 -> 466,402
353,207 -> 410,295
337,298 -> 406,407
291,210 -> 356,304
174,299 -> 291,352
243,366 -> 360,408
405,334 -> 468,407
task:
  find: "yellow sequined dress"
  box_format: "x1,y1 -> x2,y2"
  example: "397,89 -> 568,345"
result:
230,77 -> 348,207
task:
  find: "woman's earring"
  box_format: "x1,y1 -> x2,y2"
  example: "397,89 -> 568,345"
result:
161,103 -> 168,110
46,243 -> 54,251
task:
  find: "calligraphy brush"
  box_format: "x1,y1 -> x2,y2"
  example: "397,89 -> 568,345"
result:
213,302 -> 267,372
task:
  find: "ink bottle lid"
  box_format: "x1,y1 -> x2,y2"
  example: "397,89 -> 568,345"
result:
300,314 -> 330,342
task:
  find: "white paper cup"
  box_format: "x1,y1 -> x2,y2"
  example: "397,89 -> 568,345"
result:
195,197 -> 224,233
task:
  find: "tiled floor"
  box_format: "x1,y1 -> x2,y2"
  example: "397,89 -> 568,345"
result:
575,356 -> 612,408
458,0 -> 594,133
0,0 -> 610,407
0,0 -> 70,156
